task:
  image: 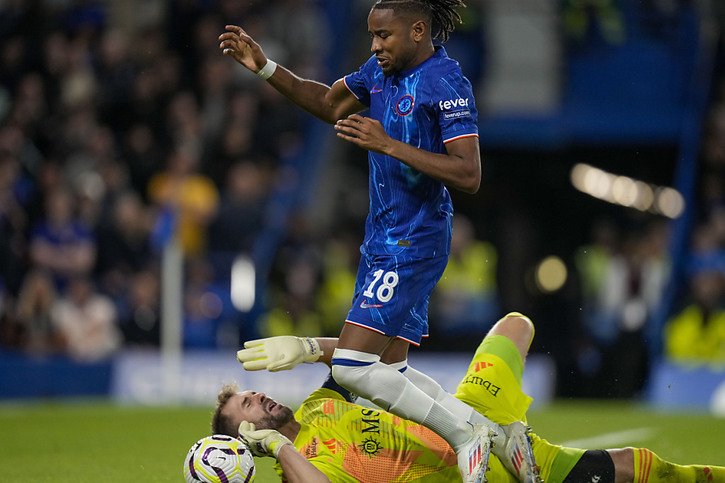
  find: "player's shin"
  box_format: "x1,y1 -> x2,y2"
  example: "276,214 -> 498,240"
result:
391,361 -> 505,446
331,349 -> 473,448
332,349 -> 491,483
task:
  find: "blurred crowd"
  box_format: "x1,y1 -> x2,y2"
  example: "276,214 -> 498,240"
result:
0,0 -> 722,403
557,1 -> 725,398
0,0 -> 327,360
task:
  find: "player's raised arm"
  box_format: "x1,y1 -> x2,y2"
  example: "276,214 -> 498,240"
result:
219,25 -> 364,124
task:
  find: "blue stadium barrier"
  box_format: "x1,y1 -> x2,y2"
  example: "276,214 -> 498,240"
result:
0,349 -> 112,399
647,360 -> 725,413
0,349 -> 556,406
109,350 -> 556,408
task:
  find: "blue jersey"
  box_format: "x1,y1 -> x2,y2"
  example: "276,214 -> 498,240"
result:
343,46 -> 478,259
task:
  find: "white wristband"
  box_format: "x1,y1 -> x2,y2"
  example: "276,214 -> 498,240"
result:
256,60 -> 277,80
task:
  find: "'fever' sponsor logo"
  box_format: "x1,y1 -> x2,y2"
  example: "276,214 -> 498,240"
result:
438,97 -> 469,110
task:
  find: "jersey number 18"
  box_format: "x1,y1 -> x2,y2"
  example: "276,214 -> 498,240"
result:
363,269 -> 399,303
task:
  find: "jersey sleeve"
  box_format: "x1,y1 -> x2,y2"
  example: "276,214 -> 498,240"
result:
433,70 -> 479,144
342,55 -> 377,107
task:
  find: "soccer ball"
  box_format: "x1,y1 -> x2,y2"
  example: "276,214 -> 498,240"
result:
183,434 -> 256,483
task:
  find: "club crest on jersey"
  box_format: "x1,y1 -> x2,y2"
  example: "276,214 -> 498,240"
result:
396,94 -> 415,116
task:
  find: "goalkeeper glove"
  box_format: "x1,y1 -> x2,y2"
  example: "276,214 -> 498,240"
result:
238,421 -> 293,458
236,336 -> 322,372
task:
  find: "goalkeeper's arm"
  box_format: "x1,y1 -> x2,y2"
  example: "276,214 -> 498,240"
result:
236,336 -> 339,372
277,445 -> 331,483
238,421 -> 330,483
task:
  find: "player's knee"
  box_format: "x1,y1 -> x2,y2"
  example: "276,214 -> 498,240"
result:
331,363 -> 359,390
608,447 -> 635,482
330,348 -> 380,395
501,312 -> 535,333
332,352 -> 412,413
491,312 -> 535,343
486,312 -> 535,361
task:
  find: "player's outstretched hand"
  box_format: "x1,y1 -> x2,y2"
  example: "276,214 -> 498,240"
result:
236,336 -> 323,372
218,25 -> 268,73
238,421 -> 293,458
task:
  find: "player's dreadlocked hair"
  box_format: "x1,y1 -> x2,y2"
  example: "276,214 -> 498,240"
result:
372,0 -> 466,42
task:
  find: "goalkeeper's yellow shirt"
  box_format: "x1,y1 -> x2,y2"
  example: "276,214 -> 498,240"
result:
281,387 -> 462,482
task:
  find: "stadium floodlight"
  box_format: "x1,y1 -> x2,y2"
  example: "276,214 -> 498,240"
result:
231,255 -> 255,312
570,163 -> 685,219
535,256 -> 567,294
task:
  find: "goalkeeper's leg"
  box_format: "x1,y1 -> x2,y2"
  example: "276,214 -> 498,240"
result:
383,312 -> 534,428
448,312 -> 541,482
615,447 -> 725,482
386,313 -> 541,481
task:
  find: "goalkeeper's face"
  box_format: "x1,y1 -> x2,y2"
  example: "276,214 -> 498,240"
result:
223,390 -> 295,432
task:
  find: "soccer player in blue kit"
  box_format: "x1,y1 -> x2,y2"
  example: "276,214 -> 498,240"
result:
219,2 -> 538,481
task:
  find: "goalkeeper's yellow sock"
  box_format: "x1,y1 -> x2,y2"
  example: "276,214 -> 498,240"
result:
633,447 -> 725,482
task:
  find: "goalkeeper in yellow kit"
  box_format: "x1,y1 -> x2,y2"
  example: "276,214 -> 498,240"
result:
213,313 -> 724,482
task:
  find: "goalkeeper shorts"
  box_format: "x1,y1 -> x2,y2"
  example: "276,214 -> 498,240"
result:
454,334 -> 585,481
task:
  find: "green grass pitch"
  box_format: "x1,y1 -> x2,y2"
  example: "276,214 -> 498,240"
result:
0,400 -> 722,482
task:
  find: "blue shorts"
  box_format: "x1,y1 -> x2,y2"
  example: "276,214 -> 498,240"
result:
345,252 -> 448,345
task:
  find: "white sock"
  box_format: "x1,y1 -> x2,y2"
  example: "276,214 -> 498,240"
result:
391,360 -> 504,446
332,348 -> 472,449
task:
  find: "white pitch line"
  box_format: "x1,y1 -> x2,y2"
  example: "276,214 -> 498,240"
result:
561,427 -> 656,448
